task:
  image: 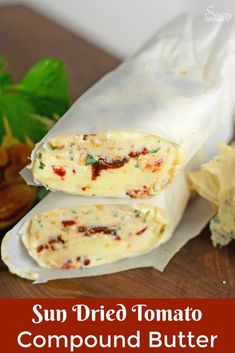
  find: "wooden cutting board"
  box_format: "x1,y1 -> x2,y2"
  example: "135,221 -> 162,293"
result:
0,5 -> 235,298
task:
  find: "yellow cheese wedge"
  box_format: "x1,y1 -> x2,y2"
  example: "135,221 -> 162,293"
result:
20,204 -> 167,269
188,143 -> 235,246
30,132 -> 182,198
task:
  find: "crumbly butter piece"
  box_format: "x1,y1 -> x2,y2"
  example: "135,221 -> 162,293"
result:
20,204 -> 167,269
30,132 -> 182,198
189,143 -> 235,246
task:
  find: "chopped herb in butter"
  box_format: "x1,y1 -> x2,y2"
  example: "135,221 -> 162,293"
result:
150,147 -> 161,153
49,144 -> 57,150
39,161 -> 45,169
134,210 -> 141,218
85,155 -> 98,165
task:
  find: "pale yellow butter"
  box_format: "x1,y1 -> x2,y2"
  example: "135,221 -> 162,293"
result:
189,144 -> 235,246
20,204 -> 167,269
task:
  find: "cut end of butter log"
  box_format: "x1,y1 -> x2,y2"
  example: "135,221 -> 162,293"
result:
188,143 -> 235,247
30,132 -> 183,198
20,204 -> 167,269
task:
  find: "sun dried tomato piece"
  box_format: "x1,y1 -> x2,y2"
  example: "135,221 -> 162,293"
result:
128,147 -> 149,158
61,260 -> 74,269
77,225 -> 117,236
52,166 -> 66,178
126,185 -> 152,198
91,157 -> 128,180
136,227 -> 148,235
83,258 -> 91,266
36,245 -> 44,253
62,220 -> 77,227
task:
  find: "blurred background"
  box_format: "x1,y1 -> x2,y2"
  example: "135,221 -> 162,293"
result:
0,0 -> 233,58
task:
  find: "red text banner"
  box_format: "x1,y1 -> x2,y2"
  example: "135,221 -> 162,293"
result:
0,298 -> 234,352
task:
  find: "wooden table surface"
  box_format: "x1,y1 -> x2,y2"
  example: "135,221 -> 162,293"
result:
0,5 -> 235,298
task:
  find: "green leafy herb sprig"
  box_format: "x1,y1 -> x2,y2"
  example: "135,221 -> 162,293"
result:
0,57 -> 70,145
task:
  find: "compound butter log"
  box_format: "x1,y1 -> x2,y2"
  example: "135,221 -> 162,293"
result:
20,204 -> 167,269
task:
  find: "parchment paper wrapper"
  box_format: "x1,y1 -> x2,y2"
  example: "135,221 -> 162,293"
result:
2,14 -> 235,282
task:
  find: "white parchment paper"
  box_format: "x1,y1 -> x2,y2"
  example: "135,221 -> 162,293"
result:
1,14 -> 235,282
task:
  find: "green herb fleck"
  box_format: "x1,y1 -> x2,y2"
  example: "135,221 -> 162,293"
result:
69,142 -> 76,148
144,210 -> 151,222
38,219 -> 43,228
50,144 -> 57,150
39,161 -> 45,169
71,209 -> 77,214
85,155 -> 98,165
150,147 -> 161,153
111,226 -> 121,232
70,156 -> 74,161
135,155 -> 140,168
134,210 -> 141,218
212,215 -> 220,224
83,211 -> 92,215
